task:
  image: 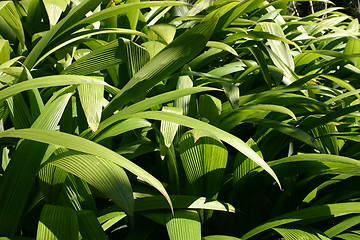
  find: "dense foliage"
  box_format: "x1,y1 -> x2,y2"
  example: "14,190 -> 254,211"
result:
1,0 -> 360,239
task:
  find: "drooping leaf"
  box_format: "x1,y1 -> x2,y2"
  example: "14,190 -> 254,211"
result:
49,151 -> 134,215
0,128 -> 173,212
0,75 -> 109,102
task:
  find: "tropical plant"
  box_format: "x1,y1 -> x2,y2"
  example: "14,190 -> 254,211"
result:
1,0 -> 360,239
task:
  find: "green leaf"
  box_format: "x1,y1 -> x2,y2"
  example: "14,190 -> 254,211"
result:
0,128 -> 173,212
77,210 -> 109,240
233,138 -> 261,186
21,0 -> 104,77
78,83 -> 104,132
38,164 -> 68,204
126,111 -> 281,188
260,22 -> 296,85
70,2 -> 187,35
43,0 -> 69,26
273,226 -> 331,240
86,87 -> 219,139
103,17 -> 218,115
0,91 -> 71,235
241,202 -> 360,240
0,40 -> 10,64
0,1 -> 25,50
203,236 -> 241,240
174,76 -> 193,116
179,130 -> 228,198
94,118 -> 151,142
206,41 -> 238,56
62,38 -> 148,76
249,118 -> 321,150
36,204 -> 78,240
0,75 -> 109,102
166,210 -> 201,240
151,23 -> 177,44
49,151 -> 134,215
134,195 -> 235,213
199,95 -> 221,123
161,107 -> 183,148
324,215 -> 360,238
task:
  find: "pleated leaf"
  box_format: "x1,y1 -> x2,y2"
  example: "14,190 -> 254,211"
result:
58,175 -> 97,211
49,151 -> 134,215
335,232 -> 360,240
126,111 -> 281,188
77,210 -> 109,240
0,128 -> 173,212
0,90 -> 72,235
179,129 -> 227,198
166,210 -> 201,240
86,86 -> 218,139
233,138 -> 261,186
160,107 -> 183,148
62,38 -> 149,76
242,202 -> 360,240
273,227 -> 331,240
78,83 -> 104,132
36,204 -> 78,240
69,2 -> 187,35
21,0 -> 104,74
249,118 -> 321,151
103,17 -> 218,115
345,37 -> 360,68
174,76 -> 193,116
0,75 -> 109,102
38,164 -> 68,204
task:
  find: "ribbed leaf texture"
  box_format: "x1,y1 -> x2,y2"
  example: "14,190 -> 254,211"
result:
179,129 -> 227,198
77,210 -> 109,240
273,226 -> 331,240
166,210 -> 201,240
36,204 -> 78,240
160,106 -> 183,148
50,151 -> 134,215
78,82 -> 104,132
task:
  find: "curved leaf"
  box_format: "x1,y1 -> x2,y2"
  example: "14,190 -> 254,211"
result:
0,75 -> 109,102
126,111 -> 281,188
0,128 -> 172,211
49,151 -> 134,215
242,202 -> 360,240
